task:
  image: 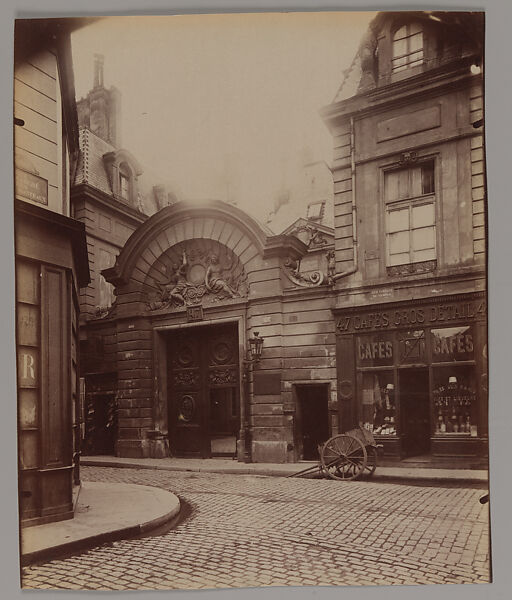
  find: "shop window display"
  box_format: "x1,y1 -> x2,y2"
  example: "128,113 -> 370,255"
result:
360,372 -> 396,435
432,367 -> 476,436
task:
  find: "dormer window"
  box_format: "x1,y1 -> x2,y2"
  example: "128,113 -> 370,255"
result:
103,150 -> 143,208
119,163 -> 130,201
392,23 -> 423,73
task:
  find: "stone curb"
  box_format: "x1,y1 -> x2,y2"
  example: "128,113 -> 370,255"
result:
21,495 -> 181,567
81,459 -> 488,486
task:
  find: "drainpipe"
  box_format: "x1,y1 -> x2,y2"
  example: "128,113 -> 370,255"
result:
331,115 -> 358,281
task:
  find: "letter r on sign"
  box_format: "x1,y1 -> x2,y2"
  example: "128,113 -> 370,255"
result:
22,353 -> 35,380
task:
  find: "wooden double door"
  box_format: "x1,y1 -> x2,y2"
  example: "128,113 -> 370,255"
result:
167,323 -> 240,458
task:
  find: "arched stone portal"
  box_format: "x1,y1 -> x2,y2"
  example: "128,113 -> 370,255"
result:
102,200 -> 311,461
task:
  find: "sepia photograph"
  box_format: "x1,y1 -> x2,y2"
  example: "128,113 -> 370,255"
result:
11,4 -> 493,592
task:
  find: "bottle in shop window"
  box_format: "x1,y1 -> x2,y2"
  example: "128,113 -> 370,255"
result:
451,406 -> 457,424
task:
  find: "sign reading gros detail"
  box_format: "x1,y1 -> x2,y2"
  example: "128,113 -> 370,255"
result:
336,299 -> 486,333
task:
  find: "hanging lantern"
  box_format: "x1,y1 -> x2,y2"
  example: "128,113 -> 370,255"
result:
248,331 -> 264,362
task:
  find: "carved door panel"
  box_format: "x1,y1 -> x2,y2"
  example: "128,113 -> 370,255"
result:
168,324 -> 239,458
207,328 -> 239,454
168,333 -> 206,457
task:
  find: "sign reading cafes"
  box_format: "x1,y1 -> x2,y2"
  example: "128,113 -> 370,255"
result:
356,326 -> 475,367
336,299 -> 486,334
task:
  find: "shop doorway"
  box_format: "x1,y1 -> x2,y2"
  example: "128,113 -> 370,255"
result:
399,369 -> 431,457
295,385 -> 329,460
167,323 -> 240,458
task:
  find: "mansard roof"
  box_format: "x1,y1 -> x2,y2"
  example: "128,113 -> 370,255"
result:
331,11 -> 484,104
73,127 -> 181,215
75,127 -> 114,196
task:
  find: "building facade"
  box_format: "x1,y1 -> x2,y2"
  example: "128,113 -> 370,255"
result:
322,11 -> 487,460
15,19 -> 90,526
99,200 -> 337,462
72,57 -> 181,455
77,11 -> 487,466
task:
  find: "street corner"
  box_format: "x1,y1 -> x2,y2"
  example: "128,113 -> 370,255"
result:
21,481 -> 181,566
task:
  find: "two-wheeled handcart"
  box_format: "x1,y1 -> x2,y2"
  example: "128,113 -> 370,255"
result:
288,426 -> 381,481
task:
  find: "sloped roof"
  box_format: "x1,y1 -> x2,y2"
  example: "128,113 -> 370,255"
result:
74,127 -> 182,216
331,11 -> 484,104
74,127 -> 115,195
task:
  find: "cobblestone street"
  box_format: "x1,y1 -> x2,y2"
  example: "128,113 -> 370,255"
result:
22,466 -> 490,590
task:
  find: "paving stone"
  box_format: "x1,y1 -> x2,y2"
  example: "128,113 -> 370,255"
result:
21,466 -> 491,590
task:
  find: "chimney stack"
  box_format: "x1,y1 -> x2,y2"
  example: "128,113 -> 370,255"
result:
93,53 -> 104,88
77,55 -> 122,147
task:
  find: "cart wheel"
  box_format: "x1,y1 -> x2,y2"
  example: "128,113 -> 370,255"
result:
363,446 -> 378,478
320,434 -> 367,481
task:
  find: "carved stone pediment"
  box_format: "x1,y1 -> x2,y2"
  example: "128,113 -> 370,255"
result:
145,239 -> 248,311
282,218 -> 334,250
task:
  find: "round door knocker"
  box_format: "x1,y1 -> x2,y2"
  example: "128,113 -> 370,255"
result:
178,395 -> 195,422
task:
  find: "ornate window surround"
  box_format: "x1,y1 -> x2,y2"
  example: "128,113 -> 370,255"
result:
383,152 -> 438,277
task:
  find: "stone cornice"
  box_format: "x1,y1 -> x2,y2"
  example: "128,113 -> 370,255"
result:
332,289 -> 486,315
322,60 -> 481,128
15,199 -> 91,287
330,128 -> 482,171
71,182 -> 148,226
334,265 -> 486,296
262,235 -> 308,260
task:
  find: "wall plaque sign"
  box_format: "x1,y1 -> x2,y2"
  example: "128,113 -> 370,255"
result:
187,304 -> 203,322
15,169 -> 48,205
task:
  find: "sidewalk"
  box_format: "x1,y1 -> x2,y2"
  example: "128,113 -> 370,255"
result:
81,455 -> 489,485
21,481 -> 180,566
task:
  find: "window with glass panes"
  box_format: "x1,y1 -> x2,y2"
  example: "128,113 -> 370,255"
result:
392,23 -> 423,73
385,162 -> 436,266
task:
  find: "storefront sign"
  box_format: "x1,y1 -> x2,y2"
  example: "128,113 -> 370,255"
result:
17,348 -> 39,388
431,327 -> 474,362
17,305 -> 38,347
356,334 -> 394,367
336,299 -> 486,334
15,169 -> 48,205
358,340 -> 393,361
